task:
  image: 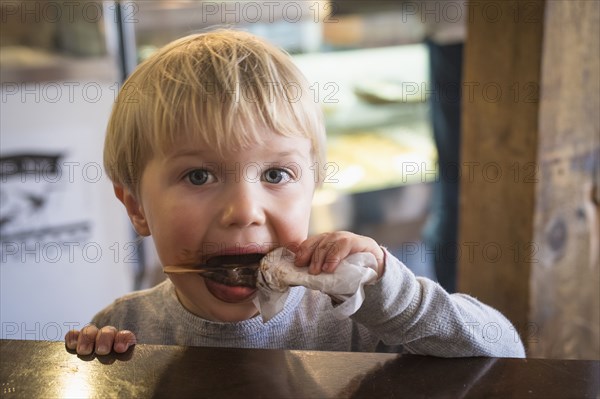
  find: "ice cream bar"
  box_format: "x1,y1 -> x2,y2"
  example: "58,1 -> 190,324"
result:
163,253 -> 265,287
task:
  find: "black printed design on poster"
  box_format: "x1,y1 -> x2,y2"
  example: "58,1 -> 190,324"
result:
0,153 -> 91,262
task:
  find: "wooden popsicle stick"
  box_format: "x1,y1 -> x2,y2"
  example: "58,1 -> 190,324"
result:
162,266 -> 206,274
163,264 -> 261,274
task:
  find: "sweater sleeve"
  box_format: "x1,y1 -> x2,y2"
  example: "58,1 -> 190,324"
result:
351,249 -> 526,358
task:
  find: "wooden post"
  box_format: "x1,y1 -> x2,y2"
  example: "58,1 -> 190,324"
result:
459,0 -> 600,359
529,0 -> 600,359
459,0 -> 544,332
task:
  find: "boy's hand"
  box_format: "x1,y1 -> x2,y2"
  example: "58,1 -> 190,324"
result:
293,231 -> 385,277
65,325 -> 136,355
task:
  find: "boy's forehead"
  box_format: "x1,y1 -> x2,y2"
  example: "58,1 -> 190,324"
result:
160,132 -> 313,160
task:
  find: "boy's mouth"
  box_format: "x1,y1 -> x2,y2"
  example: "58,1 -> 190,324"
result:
199,253 -> 265,288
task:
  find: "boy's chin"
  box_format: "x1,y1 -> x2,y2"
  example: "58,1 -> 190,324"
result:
203,277 -> 258,303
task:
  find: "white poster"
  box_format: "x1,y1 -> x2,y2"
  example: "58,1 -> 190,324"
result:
1,80 -> 135,341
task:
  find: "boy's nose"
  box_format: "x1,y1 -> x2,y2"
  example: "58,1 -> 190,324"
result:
219,184 -> 266,228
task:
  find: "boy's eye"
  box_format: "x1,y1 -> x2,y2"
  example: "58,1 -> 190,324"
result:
263,168 -> 291,184
186,169 -> 211,185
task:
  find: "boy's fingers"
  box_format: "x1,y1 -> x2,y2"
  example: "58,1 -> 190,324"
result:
372,246 -> 386,277
67,325 -> 135,355
294,232 -> 347,274
65,330 -> 79,350
77,324 -> 99,355
95,326 -> 118,355
308,240 -> 327,274
293,232 -> 386,277
309,233 -> 351,274
293,234 -> 327,267
114,330 -> 137,353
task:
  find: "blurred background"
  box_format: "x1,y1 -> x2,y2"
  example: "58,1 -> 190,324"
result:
1,0 -> 439,339
1,1 -> 598,360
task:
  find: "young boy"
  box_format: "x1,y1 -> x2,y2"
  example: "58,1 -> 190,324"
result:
65,30 -> 525,358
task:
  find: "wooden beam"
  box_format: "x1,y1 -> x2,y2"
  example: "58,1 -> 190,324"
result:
529,0 -> 600,359
460,0 -> 600,358
458,0 -> 545,332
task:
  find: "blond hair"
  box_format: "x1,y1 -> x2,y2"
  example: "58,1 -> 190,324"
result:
104,29 -> 326,195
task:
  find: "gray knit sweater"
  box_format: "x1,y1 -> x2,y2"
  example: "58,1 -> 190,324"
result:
92,251 -> 525,358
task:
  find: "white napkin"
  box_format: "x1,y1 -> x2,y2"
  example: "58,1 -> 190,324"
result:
254,247 -> 379,322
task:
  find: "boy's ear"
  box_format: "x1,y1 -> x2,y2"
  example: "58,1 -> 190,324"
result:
113,185 -> 150,237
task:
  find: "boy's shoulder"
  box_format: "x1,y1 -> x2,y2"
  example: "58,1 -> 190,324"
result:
111,279 -> 172,306
92,280 -> 173,327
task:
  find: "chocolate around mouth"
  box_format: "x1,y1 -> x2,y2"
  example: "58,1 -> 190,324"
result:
201,253 -> 265,287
